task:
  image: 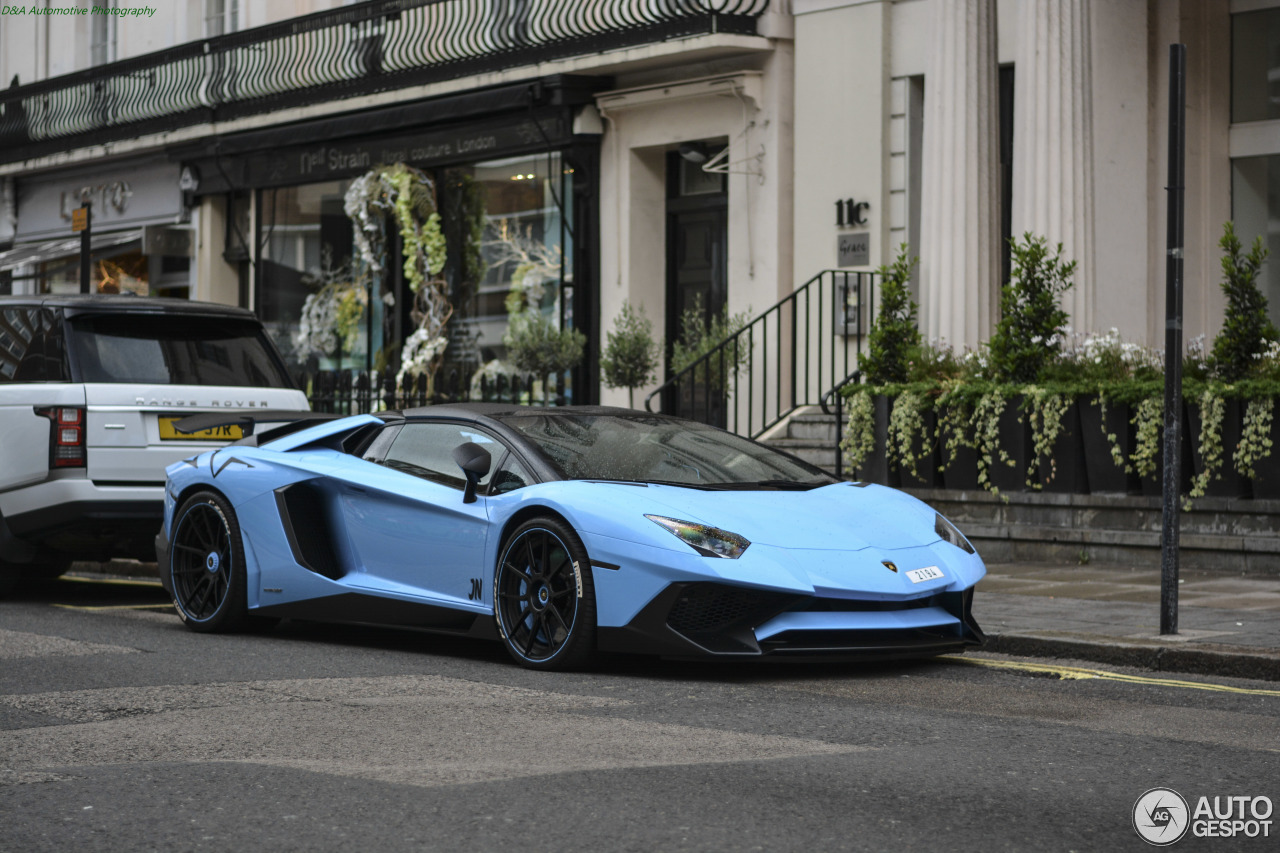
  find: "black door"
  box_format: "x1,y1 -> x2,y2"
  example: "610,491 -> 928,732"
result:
665,150 -> 727,424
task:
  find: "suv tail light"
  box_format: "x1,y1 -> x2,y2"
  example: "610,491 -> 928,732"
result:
36,406 -> 86,468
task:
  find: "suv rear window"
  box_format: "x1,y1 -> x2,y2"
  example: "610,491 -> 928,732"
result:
66,314 -> 294,388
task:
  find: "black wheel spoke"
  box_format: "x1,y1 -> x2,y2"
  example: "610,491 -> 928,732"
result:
549,553 -> 570,579
194,508 -> 217,551
547,605 -> 569,639
521,617 -> 539,656
503,560 -> 531,582
183,575 -> 209,614
549,587 -> 572,601
525,537 -> 539,576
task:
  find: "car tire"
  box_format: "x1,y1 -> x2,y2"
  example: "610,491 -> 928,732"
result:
169,491 -> 248,633
493,516 -> 597,671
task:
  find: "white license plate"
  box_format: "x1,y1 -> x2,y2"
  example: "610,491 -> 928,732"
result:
906,566 -> 945,584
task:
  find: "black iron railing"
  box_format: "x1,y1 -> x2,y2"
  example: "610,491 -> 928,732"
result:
300,366 -> 574,415
0,0 -> 771,163
645,269 -> 875,442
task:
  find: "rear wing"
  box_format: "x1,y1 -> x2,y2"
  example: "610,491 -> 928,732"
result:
171,411 -> 338,447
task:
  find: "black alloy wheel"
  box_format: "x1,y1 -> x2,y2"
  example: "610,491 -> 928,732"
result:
169,491 -> 248,632
494,517 -> 597,670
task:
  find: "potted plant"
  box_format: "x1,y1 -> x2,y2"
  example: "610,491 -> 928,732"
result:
601,301 -> 661,408
1188,222 -> 1278,498
845,245 -> 932,485
984,233 -> 1078,494
669,296 -> 751,425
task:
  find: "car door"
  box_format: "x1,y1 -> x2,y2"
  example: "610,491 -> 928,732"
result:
337,421 -> 499,608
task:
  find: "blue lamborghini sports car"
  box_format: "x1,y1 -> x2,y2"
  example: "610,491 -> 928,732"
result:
157,405 -> 985,670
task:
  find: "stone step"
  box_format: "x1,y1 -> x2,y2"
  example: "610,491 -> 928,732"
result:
786,413 -> 841,441
765,437 -> 841,472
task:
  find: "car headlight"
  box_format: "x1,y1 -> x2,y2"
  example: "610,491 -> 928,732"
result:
645,515 -> 750,559
935,513 -> 975,554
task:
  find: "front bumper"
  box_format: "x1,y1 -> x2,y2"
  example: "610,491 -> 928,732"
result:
597,581 -> 985,660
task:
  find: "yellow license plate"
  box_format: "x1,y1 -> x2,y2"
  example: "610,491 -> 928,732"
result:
158,417 -> 244,442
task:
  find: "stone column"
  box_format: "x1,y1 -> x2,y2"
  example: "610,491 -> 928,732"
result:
920,0 -> 1000,352
1011,0 -> 1095,335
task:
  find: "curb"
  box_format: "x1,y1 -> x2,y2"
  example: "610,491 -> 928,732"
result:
984,632 -> 1280,682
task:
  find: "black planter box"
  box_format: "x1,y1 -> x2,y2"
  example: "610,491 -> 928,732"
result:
1079,397 -> 1136,494
1248,401 -> 1280,499
857,394 -> 899,487
1034,399 -> 1089,494
1136,401 -> 1196,497
986,396 -> 1032,494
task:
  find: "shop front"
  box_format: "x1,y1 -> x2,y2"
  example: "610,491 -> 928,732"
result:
188,76 -> 603,405
0,158 -> 194,297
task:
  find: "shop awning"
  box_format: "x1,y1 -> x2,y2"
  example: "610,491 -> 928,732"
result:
0,230 -> 141,274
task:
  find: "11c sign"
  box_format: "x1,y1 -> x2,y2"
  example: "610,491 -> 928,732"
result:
835,198 -> 870,228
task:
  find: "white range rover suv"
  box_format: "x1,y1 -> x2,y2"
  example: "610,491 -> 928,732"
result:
0,295 -> 308,588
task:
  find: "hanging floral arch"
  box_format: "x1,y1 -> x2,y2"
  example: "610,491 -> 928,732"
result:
344,163 -> 452,389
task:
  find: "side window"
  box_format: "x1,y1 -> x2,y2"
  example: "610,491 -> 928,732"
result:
381,423 -> 501,490
489,453 -> 534,495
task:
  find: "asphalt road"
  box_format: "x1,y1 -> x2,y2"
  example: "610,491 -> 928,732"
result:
2,576 -> 1278,853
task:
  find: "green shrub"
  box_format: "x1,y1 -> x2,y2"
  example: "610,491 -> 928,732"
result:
601,301 -> 661,408
987,234 -> 1076,384
1211,221 -> 1277,381
670,296 -> 751,391
861,244 -> 921,384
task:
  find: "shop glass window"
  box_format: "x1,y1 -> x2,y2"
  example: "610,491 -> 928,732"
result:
35,247 -> 151,297
1232,8 -> 1280,124
465,152 -> 574,365
258,180 -> 359,375
1232,155 -> 1280,327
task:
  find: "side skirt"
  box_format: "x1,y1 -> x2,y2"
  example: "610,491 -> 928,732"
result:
256,591 -> 497,640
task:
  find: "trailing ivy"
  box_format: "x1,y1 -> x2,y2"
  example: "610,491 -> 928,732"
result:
840,388 -> 876,475
1024,387 -> 1070,489
1128,397 -> 1163,480
1236,398 -> 1276,479
972,390 -> 1015,498
887,390 -> 930,480
1188,389 -> 1227,499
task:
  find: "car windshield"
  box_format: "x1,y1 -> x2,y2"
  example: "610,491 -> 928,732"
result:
67,314 -> 294,388
494,412 -> 837,489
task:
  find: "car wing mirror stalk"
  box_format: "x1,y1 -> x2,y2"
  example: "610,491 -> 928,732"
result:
452,442 -> 492,504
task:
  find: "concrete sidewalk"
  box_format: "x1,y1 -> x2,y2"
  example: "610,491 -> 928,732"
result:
976,563 -> 1280,681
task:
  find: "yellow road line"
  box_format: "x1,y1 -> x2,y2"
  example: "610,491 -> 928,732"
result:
941,655 -> 1280,696
61,575 -> 163,588
52,602 -> 172,612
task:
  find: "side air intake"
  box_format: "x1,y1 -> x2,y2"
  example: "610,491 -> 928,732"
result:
274,481 -> 345,580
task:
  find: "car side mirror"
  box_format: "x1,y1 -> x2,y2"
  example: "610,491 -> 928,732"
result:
452,442 -> 492,504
